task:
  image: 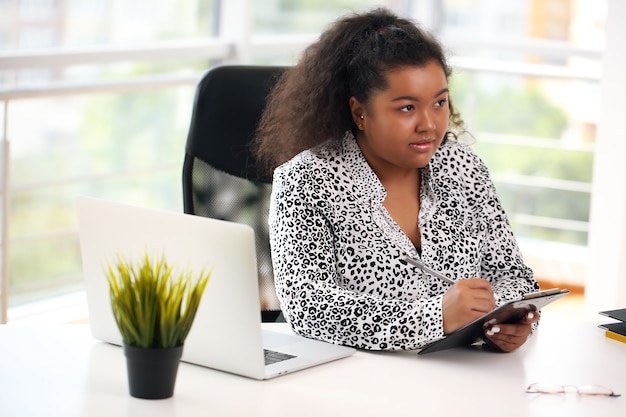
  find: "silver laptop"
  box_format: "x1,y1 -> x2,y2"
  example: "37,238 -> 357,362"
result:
76,196 -> 355,380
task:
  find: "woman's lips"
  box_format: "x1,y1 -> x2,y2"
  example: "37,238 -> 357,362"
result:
409,140 -> 435,152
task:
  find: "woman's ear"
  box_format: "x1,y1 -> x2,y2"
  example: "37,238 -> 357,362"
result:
349,96 -> 365,130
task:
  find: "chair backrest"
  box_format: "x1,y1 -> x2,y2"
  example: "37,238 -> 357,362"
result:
183,65 -> 286,322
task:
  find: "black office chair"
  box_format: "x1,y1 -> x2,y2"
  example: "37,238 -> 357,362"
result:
182,65 -> 287,322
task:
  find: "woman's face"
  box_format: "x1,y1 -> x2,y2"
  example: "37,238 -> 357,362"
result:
351,61 -> 450,175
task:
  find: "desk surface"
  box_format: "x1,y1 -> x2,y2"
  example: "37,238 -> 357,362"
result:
1,317 -> 624,417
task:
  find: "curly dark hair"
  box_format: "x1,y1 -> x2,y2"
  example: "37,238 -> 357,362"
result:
254,7 -> 464,175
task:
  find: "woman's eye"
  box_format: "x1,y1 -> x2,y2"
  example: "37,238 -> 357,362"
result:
400,104 -> 414,112
434,98 -> 448,107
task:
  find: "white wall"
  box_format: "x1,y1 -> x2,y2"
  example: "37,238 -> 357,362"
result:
585,0 -> 626,314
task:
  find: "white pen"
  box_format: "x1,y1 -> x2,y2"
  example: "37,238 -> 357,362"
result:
404,256 -> 455,284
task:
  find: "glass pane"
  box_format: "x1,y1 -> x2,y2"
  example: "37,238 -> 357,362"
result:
253,0 -> 393,34
0,0 -> 217,90
8,87 -> 193,305
0,0 -> 218,49
9,88 -> 193,186
440,1 -> 604,247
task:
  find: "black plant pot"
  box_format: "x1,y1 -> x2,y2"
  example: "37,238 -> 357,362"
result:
123,343 -> 184,399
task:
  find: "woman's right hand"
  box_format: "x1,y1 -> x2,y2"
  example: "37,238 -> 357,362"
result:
442,278 -> 496,334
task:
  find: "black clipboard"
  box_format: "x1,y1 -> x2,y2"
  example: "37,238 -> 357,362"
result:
417,288 -> 570,355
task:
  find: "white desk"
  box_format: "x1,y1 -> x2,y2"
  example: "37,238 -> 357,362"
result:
0,317 -> 623,417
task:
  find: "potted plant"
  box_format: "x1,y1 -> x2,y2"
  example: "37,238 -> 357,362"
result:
105,251 -> 211,399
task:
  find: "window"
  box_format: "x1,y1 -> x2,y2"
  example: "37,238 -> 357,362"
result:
0,0 -> 609,321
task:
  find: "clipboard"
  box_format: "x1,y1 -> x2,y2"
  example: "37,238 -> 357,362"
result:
417,288 -> 570,355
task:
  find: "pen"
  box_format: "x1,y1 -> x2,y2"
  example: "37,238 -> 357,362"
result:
404,256 -> 455,284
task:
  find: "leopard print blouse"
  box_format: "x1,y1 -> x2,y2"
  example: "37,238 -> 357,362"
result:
269,131 -> 539,350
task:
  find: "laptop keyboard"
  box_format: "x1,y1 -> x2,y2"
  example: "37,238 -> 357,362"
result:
264,349 -> 296,365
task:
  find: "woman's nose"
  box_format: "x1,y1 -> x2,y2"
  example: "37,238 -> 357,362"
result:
416,108 -> 436,133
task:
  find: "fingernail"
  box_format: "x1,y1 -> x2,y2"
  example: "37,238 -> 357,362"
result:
485,326 -> 500,336
486,326 -> 500,336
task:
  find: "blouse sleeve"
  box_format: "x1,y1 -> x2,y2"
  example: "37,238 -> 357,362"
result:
269,160 -> 445,351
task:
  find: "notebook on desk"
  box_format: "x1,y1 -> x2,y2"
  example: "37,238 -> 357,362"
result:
599,308 -> 626,344
599,308 -> 626,323
76,196 -> 355,380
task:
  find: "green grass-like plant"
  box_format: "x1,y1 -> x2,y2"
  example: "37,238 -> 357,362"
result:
105,252 -> 212,349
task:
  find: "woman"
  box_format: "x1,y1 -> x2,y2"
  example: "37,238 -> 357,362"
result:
254,8 -> 539,352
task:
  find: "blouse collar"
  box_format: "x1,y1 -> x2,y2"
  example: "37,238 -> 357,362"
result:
341,131 -> 386,201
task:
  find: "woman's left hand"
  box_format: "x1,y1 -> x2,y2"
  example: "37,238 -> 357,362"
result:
483,310 -> 540,352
